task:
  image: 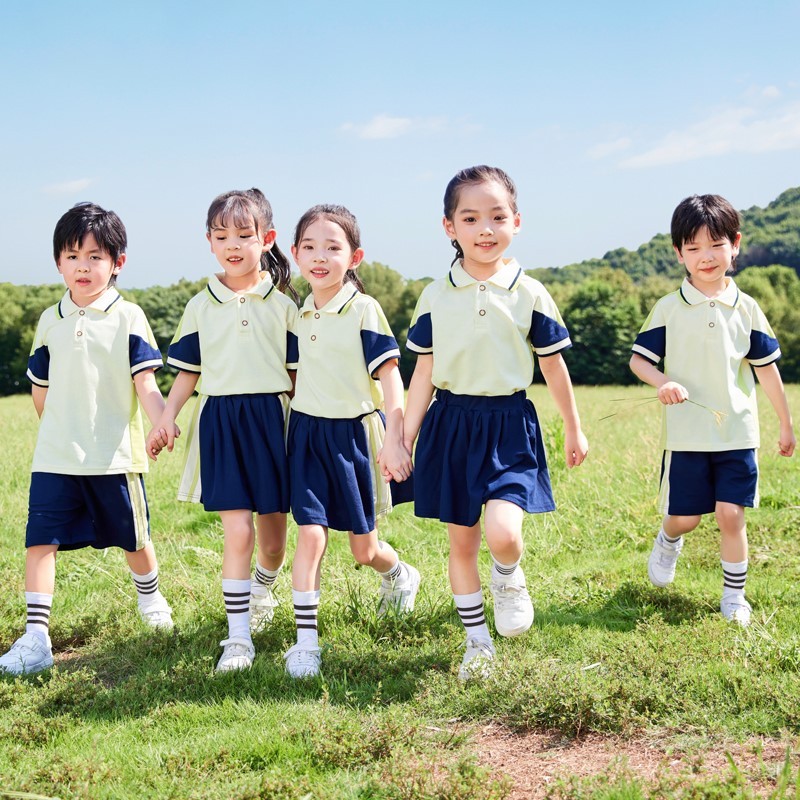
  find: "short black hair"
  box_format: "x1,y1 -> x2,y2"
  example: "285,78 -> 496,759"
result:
53,202 -> 127,264
671,194 -> 740,250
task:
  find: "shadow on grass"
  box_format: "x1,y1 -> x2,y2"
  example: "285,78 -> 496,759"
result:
536,581 -> 709,631
30,601 -> 460,723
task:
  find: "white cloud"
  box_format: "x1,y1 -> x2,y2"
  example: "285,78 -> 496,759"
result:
619,101 -> 800,168
762,85 -> 781,99
340,113 -> 448,140
42,178 -> 93,194
587,137 -> 632,160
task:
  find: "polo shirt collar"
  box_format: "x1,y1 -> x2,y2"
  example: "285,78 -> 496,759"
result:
299,283 -> 359,316
205,272 -> 275,304
679,277 -> 740,308
58,287 -> 122,318
449,258 -> 523,291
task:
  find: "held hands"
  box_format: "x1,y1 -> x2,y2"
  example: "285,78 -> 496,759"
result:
658,381 -> 689,405
565,428 -> 589,469
145,419 -> 181,462
377,438 -> 413,483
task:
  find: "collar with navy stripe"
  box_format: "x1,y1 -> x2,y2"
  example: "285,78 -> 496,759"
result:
448,258 -> 523,291
57,287 -> 123,319
679,276 -> 740,308
205,272 -> 276,304
299,283 -> 360,316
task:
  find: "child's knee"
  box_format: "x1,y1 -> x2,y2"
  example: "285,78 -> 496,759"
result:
716,502 -> 745,533
350,539 -> 378,566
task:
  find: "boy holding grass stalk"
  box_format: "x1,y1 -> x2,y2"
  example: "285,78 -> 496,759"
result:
0,203 -> 174,676
630,194 -> 795,626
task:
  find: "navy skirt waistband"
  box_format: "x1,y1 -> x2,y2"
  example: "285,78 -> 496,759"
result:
434,389 -> 528,411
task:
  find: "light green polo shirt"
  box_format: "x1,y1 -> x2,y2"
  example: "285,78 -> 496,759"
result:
632,277 -> 781,451
167,273 -> 298,395
406,258 -> 571,396
291,284 -> 401,419
26,288 -> 163,475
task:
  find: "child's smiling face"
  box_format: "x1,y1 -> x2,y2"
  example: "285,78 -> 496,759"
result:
443,180 -> 521,277
675,225 -> 741,297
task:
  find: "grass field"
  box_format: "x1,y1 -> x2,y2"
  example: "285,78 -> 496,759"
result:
0,386 -> 798,799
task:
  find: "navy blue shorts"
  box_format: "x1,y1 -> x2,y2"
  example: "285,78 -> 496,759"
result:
199,393 -> 290,514
26,472 -> 150,552
658,449 -> 759,515
413,389 -> 555,527
288,409 -> 392,534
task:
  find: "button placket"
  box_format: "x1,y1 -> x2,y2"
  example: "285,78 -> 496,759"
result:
476,283 -> 488,327
237,296 -> 251,332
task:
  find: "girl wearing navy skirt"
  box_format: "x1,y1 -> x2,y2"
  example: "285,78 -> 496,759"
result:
404,166 -> 589,680
284,204 -> 420,679
148,189 -> 298,672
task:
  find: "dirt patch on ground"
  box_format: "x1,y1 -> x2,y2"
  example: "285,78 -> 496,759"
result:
475,724 -> 798,798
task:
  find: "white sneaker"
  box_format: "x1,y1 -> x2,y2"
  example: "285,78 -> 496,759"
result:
139,593 -> 174,630
250,585 -> 279,632
0,633 -> 54,675
490,568 -> 534,637
721,595 -> 752,627
458,637 -> 495,681
378,563 -> 421,615
648,535 -> 683,587
283,643 -> 321,678
215,637 -> 255,672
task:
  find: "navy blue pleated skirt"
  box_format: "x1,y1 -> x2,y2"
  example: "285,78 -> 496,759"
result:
198,393 -> 290,514
288,409 -> 394,534
413,389 -> 555,527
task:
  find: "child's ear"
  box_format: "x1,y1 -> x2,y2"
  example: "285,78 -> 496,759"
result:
262,229 -> 277,250
442,216 -> 456,239
351,247 -> 365,269
673,245 -> 685,264
513,212 -> 522,235
732,231 -> 742,255
113,253 -> 127,273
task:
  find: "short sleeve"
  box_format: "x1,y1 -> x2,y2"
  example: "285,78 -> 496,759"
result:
632,301 -> 667,365
26,315 -> 51,387
746,301 -> 780,366
129,306 -> 163,376
360,298 -> 400,378
167,301 -> 202,373
529,283 -> 571,355
406,286 -> 433,354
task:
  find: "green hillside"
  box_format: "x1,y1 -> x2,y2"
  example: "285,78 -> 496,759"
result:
529,187 -> 800,284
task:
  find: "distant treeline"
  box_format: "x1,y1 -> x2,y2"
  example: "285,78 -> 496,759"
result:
2,188 -> 799,395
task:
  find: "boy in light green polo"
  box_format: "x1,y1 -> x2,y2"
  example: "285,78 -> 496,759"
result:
630,194 -> 795,626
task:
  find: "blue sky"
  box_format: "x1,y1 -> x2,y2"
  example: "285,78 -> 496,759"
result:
2,0 -> 799,288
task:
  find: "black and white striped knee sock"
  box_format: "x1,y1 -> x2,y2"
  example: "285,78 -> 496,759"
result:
254,561 -> 281,590
222,578 -> 251,640
293,589 -> 320,648
25,591 -> 53,644
721,559 -> 748,597
454,590 -> 491,642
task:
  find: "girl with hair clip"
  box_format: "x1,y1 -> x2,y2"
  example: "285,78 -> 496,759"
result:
283,204 -> 420,679
404,166 -> 588,680
148,188 -> 299,672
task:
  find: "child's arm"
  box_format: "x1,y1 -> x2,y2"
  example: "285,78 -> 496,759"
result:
146,371 -> 199,457
538,353 -> 588,468
753,363 -> 796,457
629,353 -> 689,405
31,385 -> 47,418
135,369 -> 171,461
376,360 -> 412,483
402,354 -> 434,456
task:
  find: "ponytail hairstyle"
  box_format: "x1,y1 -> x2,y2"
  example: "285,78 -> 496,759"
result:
443,165 -> 519,266
206,188 -> 299,302
293,204 -> 365,292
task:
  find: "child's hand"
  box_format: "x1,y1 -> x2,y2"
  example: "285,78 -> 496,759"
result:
658,381 -> 689,405
378,439 -> 413,483
145,428 -> 165,461
779,425 -> 796,457
564,429 -> 589,468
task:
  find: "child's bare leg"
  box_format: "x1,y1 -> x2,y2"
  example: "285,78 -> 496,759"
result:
124,540 -> 158,575
484,500 -> 533,637
220,510 -> 256,580
448,522 -> 482,594
284,524 -> 327,677
255,512 -> 286,571
26,544 -> 57,594
716,501 -> 750,624
349,530 -> 396,573
648,515 -> 700,588
663,514 -> 701,538
250,512 -> 287,630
